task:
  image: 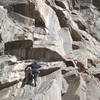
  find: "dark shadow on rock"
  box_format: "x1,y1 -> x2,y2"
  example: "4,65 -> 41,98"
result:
94,73 -> 100,81
72,44 -> 80,50
64,60 -> 75,67
0,34 -> 2,42
70,28 -> 82,41
4,1 -> 35,18
93,0 -> 100,11
39,67 -> 60,77
55,0 -> 66,9
5,40 -> 33,51
76,62 -> 85,72
5,1 -> 46,27
0,80 -> 19,90
5,40 -> 64,61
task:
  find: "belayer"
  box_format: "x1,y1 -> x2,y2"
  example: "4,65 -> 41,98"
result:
22,61 -> 41,87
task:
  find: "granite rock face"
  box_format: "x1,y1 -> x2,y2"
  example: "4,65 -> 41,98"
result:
0,0 -> 100,100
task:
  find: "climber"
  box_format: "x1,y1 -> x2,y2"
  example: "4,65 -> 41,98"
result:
25,61 -> 41,71
24,61 -> 41,87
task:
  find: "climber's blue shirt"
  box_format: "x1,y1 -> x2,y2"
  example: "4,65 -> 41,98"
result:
27,63 -> 41,69
32,69 -> 40,74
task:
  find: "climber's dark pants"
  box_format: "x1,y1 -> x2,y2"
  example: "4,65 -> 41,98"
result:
24,73 -> 33,84
24,72 -> 39,87
33,73 -> 38,87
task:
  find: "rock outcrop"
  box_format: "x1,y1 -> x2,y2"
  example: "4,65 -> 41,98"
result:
0,0 -> 100,100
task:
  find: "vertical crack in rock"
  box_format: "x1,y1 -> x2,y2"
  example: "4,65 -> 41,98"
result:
74,20 -> 87,31
0,34 -> 2,42
70,28 -> 82,41
71,0 -> 80,10
62,74 -> 81,100
45,1 -> 68,27
35,10 -> 46,27
50,6 -> 68,27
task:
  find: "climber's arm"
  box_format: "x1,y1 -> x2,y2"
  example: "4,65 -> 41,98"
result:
25,64 -> 32,71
